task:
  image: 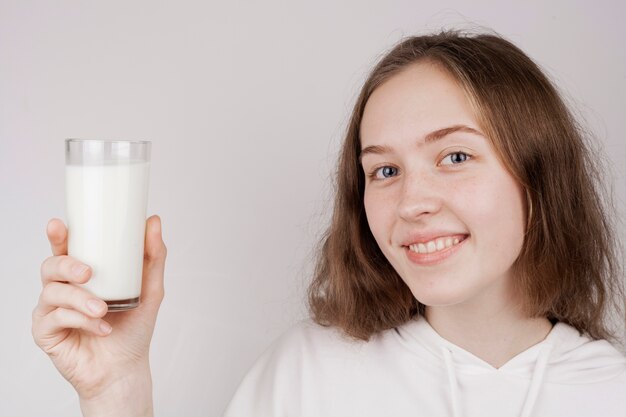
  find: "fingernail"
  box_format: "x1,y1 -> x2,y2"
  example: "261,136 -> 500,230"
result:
72,264 -> 89,278
99,322 -> 112,334
87,299 -> 106,314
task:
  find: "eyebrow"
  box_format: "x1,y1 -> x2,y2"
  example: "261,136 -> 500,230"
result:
358,124 -> 484,164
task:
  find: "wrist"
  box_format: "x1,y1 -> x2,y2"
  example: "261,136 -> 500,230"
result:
78,363 -> 153,417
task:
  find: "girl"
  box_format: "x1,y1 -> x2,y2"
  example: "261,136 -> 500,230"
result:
33,30 -> 626,417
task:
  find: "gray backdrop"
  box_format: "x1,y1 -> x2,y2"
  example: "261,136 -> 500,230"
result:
1,1 -> 624,416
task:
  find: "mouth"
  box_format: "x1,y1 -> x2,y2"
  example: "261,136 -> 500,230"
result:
403,234 -> 470,266
404,234 -> 469,254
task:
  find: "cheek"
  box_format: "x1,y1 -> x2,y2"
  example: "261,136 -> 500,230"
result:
468,176 -> 526,259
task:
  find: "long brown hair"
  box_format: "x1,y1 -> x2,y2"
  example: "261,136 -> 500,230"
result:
307,30 -> 626,345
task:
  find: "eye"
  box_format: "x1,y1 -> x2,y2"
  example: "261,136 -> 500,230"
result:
368,166 -> 398,180
440,151 -> 472,166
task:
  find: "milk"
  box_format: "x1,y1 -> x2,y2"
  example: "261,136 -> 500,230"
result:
66,161 -> 150,304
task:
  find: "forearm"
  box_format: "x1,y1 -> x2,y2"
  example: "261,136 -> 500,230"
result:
79,365 -> 154,417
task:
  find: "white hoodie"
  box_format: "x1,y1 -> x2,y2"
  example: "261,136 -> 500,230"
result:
223,315 -> 626,416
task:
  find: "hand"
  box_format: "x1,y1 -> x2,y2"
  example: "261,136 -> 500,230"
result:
32,215 -> 167,402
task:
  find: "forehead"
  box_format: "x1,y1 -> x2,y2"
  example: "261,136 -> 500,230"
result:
360,62 -> 481,149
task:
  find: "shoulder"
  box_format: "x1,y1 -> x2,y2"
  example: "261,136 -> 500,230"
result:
222,319 -> 369,416
251,318 -> 369,372
275,318 -> 363,350
548,322 -> 626,384
229,317 -> 410,391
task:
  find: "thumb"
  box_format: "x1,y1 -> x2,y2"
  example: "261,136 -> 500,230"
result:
141,215 -> 167,306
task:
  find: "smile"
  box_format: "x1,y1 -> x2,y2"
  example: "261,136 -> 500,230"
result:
408,235 -> 468,254
404,235 -> 469,266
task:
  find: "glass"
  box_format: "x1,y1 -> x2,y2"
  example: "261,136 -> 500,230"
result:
65,139 -> 151,311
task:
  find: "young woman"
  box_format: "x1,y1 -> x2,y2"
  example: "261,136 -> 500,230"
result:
33,30 -> 626,417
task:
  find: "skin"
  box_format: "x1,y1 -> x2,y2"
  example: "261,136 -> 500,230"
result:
32,215 -> 165,416
360,61 -> 553,369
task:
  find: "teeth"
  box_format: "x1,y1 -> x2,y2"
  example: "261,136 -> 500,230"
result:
409,236 -> 465,254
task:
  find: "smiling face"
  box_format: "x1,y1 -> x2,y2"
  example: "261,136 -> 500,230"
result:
360,61 -> 527,312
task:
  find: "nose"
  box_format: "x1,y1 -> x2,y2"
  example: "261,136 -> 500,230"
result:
397,169 -> 442,222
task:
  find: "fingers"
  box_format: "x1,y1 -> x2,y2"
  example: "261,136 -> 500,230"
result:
141,215 -> 167,305
47,218 -> 68,256
41,215 -> 167,315
34,307 -> 112,342
35,281 -> 108,318
144,215 -> 167,263
41,255 -> 92,286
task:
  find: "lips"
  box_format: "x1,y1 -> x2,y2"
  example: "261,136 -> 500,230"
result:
401,232 -> 470,247
404,234 -> 469,266
408,234 -> 468,254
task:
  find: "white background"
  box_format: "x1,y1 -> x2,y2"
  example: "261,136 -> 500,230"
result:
1,1 -> 625,416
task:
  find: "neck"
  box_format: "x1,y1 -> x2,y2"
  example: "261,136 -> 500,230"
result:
423,290 -> 553,369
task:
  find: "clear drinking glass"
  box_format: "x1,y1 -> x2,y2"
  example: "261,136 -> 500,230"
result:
65,139 -> 151,311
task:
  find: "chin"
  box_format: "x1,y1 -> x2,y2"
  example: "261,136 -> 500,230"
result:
406,284 -> 469,308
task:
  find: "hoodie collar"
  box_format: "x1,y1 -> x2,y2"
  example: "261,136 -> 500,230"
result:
397,314 -> 572,375
396,315 -> 565,417
395,314 -> 626,417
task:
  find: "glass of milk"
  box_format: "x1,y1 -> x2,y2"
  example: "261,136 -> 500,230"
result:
65,139 -> 151,311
